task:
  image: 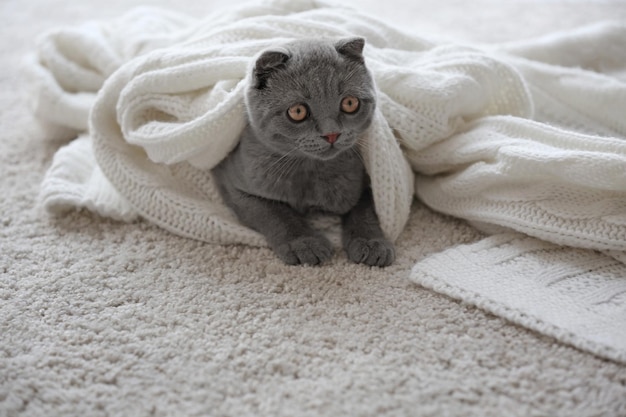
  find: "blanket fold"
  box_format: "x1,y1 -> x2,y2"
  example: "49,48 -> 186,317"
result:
29,0 -> 626,362
410,233 -> 626,364
32,0 -> 626,251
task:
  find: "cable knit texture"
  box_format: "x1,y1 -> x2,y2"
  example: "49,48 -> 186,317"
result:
32,1 -> 626,251
411,234 -> 626,364
30,0 -> 626,363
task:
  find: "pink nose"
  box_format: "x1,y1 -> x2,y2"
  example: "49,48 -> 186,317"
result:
323,132 -> 340,144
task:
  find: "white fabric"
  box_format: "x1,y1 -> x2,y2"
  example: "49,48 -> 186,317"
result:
410,234 -> 626,364
41,134 -> 137,221
30,0 -> 626,361
32,1 -> 626,251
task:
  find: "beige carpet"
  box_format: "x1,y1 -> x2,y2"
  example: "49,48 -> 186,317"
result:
2,0 -> 626,416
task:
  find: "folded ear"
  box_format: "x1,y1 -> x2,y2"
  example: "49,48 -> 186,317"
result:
254,48 -> 290,89
335,37 -> 365,61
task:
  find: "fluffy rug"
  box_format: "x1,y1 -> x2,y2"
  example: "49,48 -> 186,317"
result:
2,0 -> 626,416
31,0 -> 626,361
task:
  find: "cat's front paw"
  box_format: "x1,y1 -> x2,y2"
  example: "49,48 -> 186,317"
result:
345,237 -> 395,267
274,235 -> 333,266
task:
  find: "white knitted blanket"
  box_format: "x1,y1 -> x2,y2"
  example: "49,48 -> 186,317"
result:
31,0 -> 626,363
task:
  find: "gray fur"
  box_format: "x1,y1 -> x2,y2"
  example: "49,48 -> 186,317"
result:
212,37 -> 395,266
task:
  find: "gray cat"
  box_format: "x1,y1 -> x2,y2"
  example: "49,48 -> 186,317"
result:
212,37 -> 395,266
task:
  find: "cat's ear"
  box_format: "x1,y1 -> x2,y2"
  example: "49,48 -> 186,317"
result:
254,48 -> 290,89
335,37 -> 365,62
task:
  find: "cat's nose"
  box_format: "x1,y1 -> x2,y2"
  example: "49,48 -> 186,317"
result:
322,132 -> 340,144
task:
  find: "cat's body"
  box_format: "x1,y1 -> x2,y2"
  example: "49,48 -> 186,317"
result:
213,37 -> 395,266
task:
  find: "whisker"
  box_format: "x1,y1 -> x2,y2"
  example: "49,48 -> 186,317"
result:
356,138 -> 373,154
271,147 -> 303,186
264,148 -> 299,178
350,147 -> 366,166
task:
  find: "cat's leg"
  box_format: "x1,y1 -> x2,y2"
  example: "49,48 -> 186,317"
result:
342,188 -> 395,267
221,186 -> 333,265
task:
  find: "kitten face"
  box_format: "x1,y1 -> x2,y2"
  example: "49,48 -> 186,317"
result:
246,37 -> 376,160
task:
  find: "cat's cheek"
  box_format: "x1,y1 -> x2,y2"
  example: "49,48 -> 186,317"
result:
342,106 -> 373,131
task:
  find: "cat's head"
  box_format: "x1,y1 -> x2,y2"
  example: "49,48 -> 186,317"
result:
245,37 -> 376,160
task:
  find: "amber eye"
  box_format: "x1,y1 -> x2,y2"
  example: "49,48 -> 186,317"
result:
340,96 -> 360,114
287,104 -> 309,122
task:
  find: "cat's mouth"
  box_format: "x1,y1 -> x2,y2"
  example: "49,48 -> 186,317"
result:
319,146 -> 342,158
294,133 -> 357,160
305,143 -> 349,161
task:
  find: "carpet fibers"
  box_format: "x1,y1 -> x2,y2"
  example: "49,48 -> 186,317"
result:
2,0 -> 626,416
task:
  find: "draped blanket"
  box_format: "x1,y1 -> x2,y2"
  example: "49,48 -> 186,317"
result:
30,0 -> 626,363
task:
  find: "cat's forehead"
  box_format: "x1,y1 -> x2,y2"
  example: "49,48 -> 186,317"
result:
276,39 -> 369,94
276,67 -> 348,105
283,41 -> 344,79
